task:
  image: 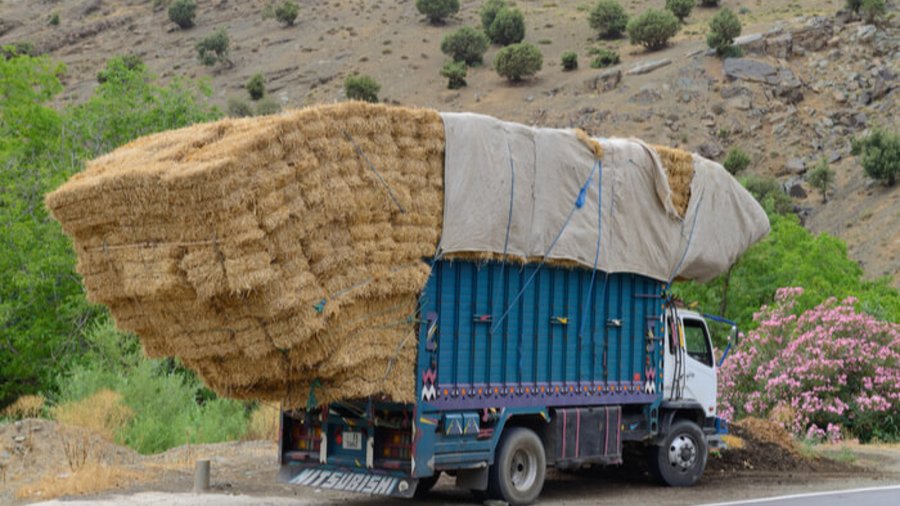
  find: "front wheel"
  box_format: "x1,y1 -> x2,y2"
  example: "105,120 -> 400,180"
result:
488,427 -> 546,506
413,471 -> 440,498
648,420 -> 707,487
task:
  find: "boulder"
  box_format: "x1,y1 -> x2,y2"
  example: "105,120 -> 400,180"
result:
584,69 -> 622,93
855,25 -> 877,43
697,141 -> 724,159
790,16 -> 833,52
626,59 -> 672,76
784,157 -> 806,175
734,33 -> 766,55
724,58 -> 778,83
766,33 -> 793,59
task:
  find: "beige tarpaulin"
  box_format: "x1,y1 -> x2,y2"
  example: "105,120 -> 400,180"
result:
439,112 -> 770,283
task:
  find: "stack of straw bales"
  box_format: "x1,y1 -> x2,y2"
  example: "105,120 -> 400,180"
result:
47,102 -> 695,407
47,103 -> 444,406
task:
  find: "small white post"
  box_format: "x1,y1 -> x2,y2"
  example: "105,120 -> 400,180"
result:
193,459 -> 210,493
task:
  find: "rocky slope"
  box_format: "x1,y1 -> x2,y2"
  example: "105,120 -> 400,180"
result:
1,0 -> 897,285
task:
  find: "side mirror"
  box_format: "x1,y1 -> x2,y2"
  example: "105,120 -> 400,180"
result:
729,325 -> 739,347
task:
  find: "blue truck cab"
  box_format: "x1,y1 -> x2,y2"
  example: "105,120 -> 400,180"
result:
279,259 -> 728,505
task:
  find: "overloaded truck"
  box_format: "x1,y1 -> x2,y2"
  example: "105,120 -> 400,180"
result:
278,260 -> 737,504
46,103 -> 767,506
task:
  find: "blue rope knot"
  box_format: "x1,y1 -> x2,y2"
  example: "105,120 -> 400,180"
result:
313,299 -> 326,313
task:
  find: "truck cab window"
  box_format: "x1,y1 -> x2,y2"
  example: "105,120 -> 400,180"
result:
683,319 -> 713,367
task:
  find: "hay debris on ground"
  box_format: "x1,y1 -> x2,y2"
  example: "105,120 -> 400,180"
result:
46,102 -> 696,407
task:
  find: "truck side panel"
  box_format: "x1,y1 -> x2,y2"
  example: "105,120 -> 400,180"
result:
417,261 -> 664,410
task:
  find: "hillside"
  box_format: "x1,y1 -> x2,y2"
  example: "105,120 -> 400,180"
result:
1,0 -> 897,285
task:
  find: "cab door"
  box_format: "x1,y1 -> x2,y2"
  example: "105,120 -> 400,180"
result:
681,317 -> 717,417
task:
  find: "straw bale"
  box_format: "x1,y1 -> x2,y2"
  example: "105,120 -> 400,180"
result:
652,145 -> 695,218
46,102 -> 696,408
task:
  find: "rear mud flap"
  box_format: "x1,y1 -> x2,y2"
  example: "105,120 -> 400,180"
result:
280,464 -> 418,498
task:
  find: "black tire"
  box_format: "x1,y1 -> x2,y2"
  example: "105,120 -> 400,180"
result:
414,471 -> 440,498
648,420 -> 707,487
488,427 -> 546,506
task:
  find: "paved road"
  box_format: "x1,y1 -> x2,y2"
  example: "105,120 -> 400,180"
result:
698,485 -> 900,506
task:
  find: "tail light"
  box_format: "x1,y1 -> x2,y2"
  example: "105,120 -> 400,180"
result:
379,429 -> 411,459
291,420 -> 322,452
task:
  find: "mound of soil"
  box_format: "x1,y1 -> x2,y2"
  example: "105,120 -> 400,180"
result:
708,418 -> 856,474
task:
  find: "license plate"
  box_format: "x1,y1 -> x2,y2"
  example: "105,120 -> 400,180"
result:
342,431 -> 362,450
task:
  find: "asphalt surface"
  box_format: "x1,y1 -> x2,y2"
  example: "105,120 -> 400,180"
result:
698,485 -> 900,506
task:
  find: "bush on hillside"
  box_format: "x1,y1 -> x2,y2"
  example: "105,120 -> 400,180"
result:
489,7 -> 526,45
196,29 -> 230,66
627,9 -> 680,51
441,26 -> 490,65
256,97 -> 281,116
845,0 -> 863,11
718,287 -> 900,443
707,7 -> 742,55
494,42 -> 543,82
860,0 -> 887,23
666,0 -> 695,22
589,47 -> 620,68
227,97 -> 254,117
740,174 -> 792,215
852,129 -> 899,186
168,0 -> 197,29
807,158 -> 835,203
561,51 -> 578,71
723,147 -> 750,175
480,0 -> 507,34
344,74 -> 380,102
700,0 -> 720,6
96,55 -> 144,83
441,61 -> 468,89
589,0 -> 629,39
416,0 -> 460,25
246,73 -> 265,100
275,1 -> 300,26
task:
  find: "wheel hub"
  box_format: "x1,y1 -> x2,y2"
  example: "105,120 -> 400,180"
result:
668,434 -> 697,471
510,448 -> 537,492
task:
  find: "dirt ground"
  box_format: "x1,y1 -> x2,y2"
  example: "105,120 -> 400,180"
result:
5,418 -> 900,506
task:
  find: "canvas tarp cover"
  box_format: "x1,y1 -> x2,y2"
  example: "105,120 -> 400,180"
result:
439,112 -> 770,283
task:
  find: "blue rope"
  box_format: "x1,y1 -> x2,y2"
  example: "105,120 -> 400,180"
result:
490,159 -> 601,335
665,192 -> 704,292
578,160 -> 603,341
342,130 -> 406,213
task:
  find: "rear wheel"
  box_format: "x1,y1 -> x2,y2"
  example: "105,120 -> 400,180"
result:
413,471 -> 440,498
648,420 -> 707,487
488,427 -> 546,506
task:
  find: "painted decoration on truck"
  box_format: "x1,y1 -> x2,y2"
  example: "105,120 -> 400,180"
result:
290,468 -> 407,496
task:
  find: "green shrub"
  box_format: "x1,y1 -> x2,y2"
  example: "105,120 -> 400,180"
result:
723,147 -> 750,175
96,55 -> 144,83
699,0 -> 720,5
741,174 -> 793,215
168,0 -> 197,29
256,97 -> 281,116
489,7 -> 526,45
196,29 -> 230,66
494,42 -> 542,82
275,1 -> 300,26
589,0 -> 629,39
627,9 -> 680,50
852,129 -> 899,186
344,74 -> 380,102
707,7 -> 742,55
441,61 -> 468,89
441,26 -> 490,65
480,0 -> 507,34
416,0 -> 460,24
807,158 -> 835,203
860,0 -> 886,23
227,97 -> 254,117
665,0 -> 695,22
49,13 -> 60,26
246,73 -> 265,100
589,47 -> 620,68
561,51 -> 578,71
846,0 -> 862,12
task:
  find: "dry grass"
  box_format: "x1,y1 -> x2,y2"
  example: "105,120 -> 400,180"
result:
721,434 -> 746,450
246,403 -> 280,442
2,395 -> 45,419
15,462 -> 145,501
50,389 -> 134,442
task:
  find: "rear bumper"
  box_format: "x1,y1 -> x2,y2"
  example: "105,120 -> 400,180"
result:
279,463 -> 418,498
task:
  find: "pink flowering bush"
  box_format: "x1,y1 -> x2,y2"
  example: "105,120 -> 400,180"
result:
719,287 -> 900,442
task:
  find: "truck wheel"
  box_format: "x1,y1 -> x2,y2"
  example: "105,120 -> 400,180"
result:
489,427 -> 546,506
648,420 -> 707,487
413,472 -> 440,498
